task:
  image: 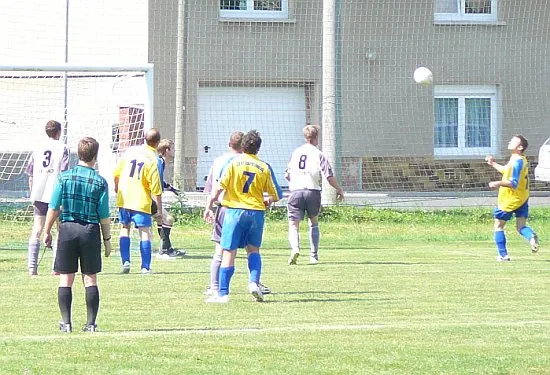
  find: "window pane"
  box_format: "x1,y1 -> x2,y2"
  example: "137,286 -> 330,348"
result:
435,0 -> 458,13
465,0 -> 491,14
254,0 -> 281,11
221,0 -> 246,10
465,98 -> 491,147
434,98 -> 458,148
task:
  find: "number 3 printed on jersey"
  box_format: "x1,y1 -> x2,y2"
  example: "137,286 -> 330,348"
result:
129,159 -> 145,179
42,150 -> 52,168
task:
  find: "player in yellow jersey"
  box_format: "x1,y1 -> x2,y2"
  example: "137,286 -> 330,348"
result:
486,135 -> 539,262
113,128 -> 163,273
203,130 -> 283,303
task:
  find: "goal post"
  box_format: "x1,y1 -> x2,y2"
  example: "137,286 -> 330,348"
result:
0,63 -> 154,219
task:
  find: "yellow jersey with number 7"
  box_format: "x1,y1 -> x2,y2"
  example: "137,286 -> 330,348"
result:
219,153 -> 283,211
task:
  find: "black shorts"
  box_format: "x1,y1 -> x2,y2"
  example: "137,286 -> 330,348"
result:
287,189 -> 322,221
54,221 -> 102,275
210,205 -> 226,244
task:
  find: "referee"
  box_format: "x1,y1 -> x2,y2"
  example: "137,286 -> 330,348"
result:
44,137 -> 112,333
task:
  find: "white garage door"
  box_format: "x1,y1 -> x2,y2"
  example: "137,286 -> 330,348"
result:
197,86 -> 307,189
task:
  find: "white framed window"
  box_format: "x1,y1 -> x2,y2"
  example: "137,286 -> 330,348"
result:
435,0 -> 497,23
220,0 -> 289,20
434,86 -> 499,157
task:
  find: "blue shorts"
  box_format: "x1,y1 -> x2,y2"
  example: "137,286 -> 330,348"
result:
493,201 -> 529,221
220,208 -> 265,251
118,208 -> 152,228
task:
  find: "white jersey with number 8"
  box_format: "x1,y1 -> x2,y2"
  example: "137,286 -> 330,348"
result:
286,143 -> 334,192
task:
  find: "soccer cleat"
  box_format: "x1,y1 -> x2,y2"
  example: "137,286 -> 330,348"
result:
288,252 -> 300,265
248,282 -> 264,302
167,248 -> 186,257
29,268 -> 38,277
205,294 -> 229,303
58,321 -> 72,333
204,287 -> 219,296
496,255 -> 511,262
121,261 -> 131,274
259,283 -> 271,295
530,234 -> 540,253
82,324 -> 97,333
157,248 -> 186,259
309,256 -> 319,265
140,268 -> 152,274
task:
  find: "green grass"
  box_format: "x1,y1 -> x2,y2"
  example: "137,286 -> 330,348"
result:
1,210 -> 550,374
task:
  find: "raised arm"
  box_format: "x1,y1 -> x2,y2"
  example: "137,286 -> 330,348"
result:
485,155 -> 506,174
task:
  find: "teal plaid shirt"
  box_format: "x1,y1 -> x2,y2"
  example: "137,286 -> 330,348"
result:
49,165 -> 110,223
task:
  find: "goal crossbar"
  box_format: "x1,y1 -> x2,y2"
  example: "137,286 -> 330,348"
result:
0,63 -> 154,131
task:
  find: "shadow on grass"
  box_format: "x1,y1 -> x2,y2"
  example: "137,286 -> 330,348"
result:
175,254 -> 212,260
0,258 -> 18,263
261,297 -> 387,303
102,270 -> 209,276
265,246 -> 389,254
274,290 -> 379,295
301,260 -> 425,266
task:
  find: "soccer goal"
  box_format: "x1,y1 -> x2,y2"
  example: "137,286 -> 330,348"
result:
0,63 -> 153,221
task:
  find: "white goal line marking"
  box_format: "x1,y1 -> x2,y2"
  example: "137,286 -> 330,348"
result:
5,320 -> 550,342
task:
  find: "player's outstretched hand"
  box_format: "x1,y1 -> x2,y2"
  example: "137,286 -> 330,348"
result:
485,155 -> 495,165
104,239 -> 112,257
488,181 -> 499,190
44,233 -> 53,248
336,190 -> 344,202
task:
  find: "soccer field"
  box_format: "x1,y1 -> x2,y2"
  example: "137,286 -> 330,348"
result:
1,216 -> 550,374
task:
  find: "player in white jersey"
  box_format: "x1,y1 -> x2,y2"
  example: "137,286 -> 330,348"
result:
203,132 -> 242,295
26,120 -> 70,276
285,125 -> 344,265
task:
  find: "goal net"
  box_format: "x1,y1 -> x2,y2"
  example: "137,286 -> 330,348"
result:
148,0 -> 549,208
0,65 -> 153,223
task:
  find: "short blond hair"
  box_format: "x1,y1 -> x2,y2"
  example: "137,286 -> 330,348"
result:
229,131 -> 244,151
303,125 -> 320,140
157,139 -> 174,155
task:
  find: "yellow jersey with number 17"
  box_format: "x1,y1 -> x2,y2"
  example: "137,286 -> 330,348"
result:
113,144 -> 162,214
219,153 -> 283,211
498,154 -> 529,212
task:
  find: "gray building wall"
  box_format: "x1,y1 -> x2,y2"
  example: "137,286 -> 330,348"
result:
149,0 -> 550,190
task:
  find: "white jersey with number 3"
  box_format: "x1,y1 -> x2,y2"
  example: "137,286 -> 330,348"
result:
29,139 -> 69,203
287,143 -> 334,192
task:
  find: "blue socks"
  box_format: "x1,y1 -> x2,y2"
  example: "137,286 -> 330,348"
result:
519,226 -> 535,242
120,236 -> 152,270
494,230 -> 507,257
219,266 -> 235,297
119,236 -> 130,264
248,252 -> 262,284
140,240 -> 152,270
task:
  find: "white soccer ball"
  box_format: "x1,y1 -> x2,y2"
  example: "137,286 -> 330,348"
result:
413,67 -> 433,86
